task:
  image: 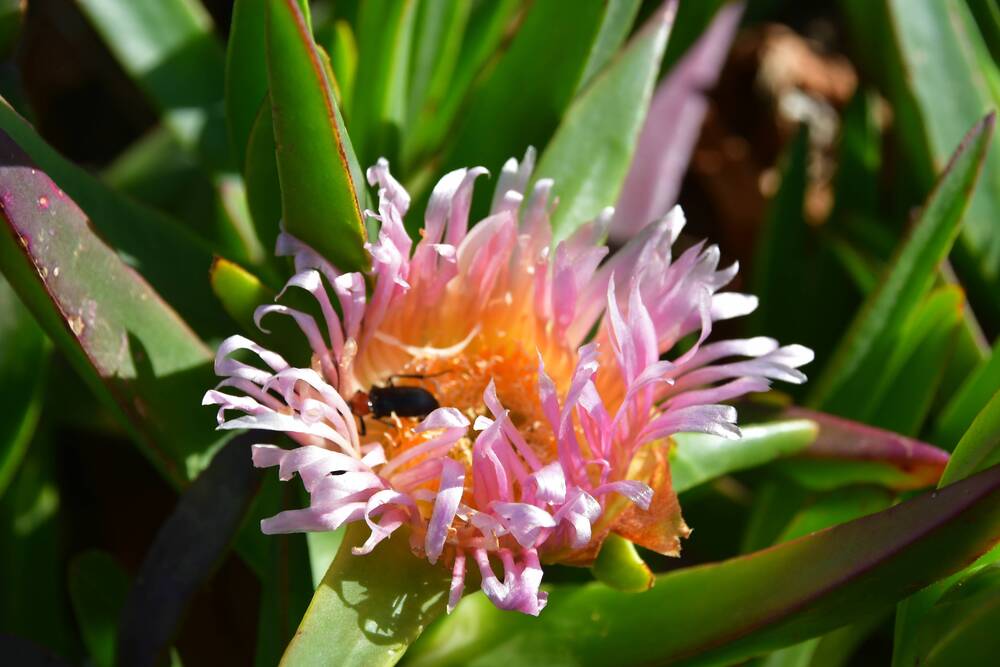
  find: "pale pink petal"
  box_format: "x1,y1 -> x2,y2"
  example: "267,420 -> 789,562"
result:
426,459 -> 466,564
447,550 -> 467,613
491,502 -> 556,548
594,480 -> 653,511
261,502 -> 366,534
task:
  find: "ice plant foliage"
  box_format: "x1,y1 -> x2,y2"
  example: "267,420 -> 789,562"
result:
203,149 -> 812,615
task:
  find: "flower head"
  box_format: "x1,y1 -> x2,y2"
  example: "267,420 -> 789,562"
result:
203,149 -> 812,615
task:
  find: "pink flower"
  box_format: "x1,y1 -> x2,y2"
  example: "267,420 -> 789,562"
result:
203,149 -> 812,615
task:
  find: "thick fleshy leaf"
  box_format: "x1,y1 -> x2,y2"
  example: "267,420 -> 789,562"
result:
934,337 -> 1000,446
77,0 -> 227,169
535,2 -> 676,242
281,523 -> 449,667
117,432 -> 262,667
226,0 -> 310,171
610,1 -> 743,241
0,275 -> 47,497
77,0 -> 262,265
405,1 -> 470,133
671,419 -> 818,494
808,113 -> 994,413
68,551 -> 130,667
405,463 -> 1000,667
439,0 -> 609,184
323,20 -> 358,112
402,0 -> 520,169
100,126 -> 219,241
243,100 -> 283,258
901,563 -> 1000,666
576,0 -> 643,92
751,487 -> 894,666
209,257 -> 305,365
777,408 -> 949,491
892,542 -> 1000,667
244,477 -> 315,667
859,285 -> 963,436
350,0 -> 417,167
750,129 -> 810,341
939,389 -> 1000,487
775,486 -> 893,544
0,100 -> 231,339
590,533 -> 654,593
265,0 -> 367,271
0,131 -> 221,484
967,0 -> 1000,64
210,257 -> 275,336
842,0 -> 1000,330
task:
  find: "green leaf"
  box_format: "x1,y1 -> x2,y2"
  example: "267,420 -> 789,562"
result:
891,542 -> 1000,667
888,0 -> 1000,310
902,563 -> 1000,666
671,419 -> 819,494
590,534 -> 654,593
576,0 -> 643,92
243,101 -> 283,259
401,0 -> 520,170
0,99 -> 232,339
307,528 -> 346,590
934,336 -> 1000,446
967,0 -> 1000,65
535,3 -> 676,242
77,0 -> 262,264
265,0 -> 367,271
405,0 -> 470,132
0,131 -> 222,485
751,128 -> 809,340
226,0 -> 310,171
350,0 -> 417,167
210,256 -> 275,332
842,0 -> 1000,329
77,0 -> 226,168
808,113 -> 994,413
238,476 -> 314,667
325,20 -> 359,113
440,0 -> 610,182
68,551 -> 131,667
208,256 -> 306,366
752,487 -> 894,667
775,486 -> 893,543
0,275 -> 48,498
859,286 -> 964,436
282,523 -> 449,667
939,389 -> 1000,487
406,463 -> 1000,667
778,408 -> 949,491
117,433 -> 262,666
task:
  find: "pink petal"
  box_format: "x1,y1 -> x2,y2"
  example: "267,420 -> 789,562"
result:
448,550 -> 467,613
491,502 -> 556,548
426,459 -> 466,564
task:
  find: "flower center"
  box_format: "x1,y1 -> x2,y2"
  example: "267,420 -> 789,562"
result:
368,344 -> 557,473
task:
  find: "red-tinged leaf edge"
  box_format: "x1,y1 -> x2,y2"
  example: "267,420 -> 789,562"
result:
0,129 -> 218,485
787,407 -> 949,488
406,462 -> 1000,667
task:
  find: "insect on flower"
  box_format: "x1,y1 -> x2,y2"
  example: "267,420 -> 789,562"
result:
203,148 -> 813,616
348,377 -> 442,434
